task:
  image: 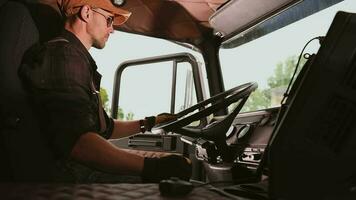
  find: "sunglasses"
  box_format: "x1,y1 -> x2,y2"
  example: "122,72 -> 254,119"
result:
92,9 -> 114,27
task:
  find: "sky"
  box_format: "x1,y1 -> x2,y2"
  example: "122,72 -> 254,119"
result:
90,0 -> 356,119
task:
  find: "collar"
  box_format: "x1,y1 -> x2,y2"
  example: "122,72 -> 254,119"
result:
60,29 -> 98,71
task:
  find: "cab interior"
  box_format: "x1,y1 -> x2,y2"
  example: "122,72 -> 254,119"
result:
1,0 -> 356,199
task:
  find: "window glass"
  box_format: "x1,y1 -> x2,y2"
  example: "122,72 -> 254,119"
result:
119,62 -> 172,120
175,63 -> 197,113
90,34 -> 207,118
219,0 -> 356,112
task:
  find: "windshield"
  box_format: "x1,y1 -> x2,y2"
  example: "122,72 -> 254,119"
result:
219,0 -> 356,112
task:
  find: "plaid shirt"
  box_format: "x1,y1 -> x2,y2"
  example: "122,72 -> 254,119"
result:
20,30 -> 113,161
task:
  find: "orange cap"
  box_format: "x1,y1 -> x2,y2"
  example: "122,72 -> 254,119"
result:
57,0 -> 131,26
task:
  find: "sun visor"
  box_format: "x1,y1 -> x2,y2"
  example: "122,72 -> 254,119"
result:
209,0 -> 301,38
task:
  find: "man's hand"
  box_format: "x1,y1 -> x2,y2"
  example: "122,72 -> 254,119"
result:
155,113 -> 177,124
144,113 -> 177,131
141,154 -> 192,183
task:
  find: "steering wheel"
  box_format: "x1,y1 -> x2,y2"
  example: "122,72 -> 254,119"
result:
153,82 -> 258,140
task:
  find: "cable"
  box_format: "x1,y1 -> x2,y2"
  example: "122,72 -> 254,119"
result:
280,36 -> 325,104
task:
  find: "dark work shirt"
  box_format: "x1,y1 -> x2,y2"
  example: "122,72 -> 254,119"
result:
20,30 -> 114,161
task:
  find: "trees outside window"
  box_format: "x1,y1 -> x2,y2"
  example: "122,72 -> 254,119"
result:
241,56 -> 306,112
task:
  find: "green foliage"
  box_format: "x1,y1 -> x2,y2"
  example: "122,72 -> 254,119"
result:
267,56 -> 304,88
99,87 -> 135,120
126,112 -> 134,120
242,55 -> 307,112
117,107 -> 125,120
117,107 -> 135,120
100,87 -> 109,112
241,89 -> 271,112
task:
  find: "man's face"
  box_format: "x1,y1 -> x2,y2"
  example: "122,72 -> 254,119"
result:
89,8 -> 114,49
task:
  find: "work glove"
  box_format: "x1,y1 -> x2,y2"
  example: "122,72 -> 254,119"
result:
155,113 -> 178,124
145,113 -> 178,131
141,154 -> 192,183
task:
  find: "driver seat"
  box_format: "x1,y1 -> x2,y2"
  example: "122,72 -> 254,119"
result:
0,0 -> 61,181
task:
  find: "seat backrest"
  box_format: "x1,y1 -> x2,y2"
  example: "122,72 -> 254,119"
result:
0,0 -> 61,182
269,11 -> 356,199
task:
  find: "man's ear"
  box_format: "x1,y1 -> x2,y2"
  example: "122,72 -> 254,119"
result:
78,5 -> 91,23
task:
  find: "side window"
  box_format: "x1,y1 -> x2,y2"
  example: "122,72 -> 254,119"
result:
90,32 -> 208,121
111,53 -> 204,121
118,62 -> 172,120
175,62 -> 197,113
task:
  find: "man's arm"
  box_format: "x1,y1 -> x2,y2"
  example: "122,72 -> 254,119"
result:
70,132 -> 144,174
109,113 -> 178,139
70,132 -> 192,182
109,120 -> 142,139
